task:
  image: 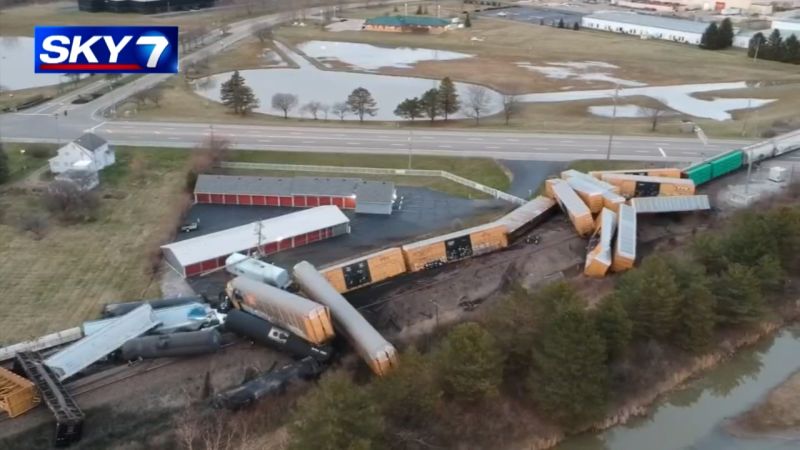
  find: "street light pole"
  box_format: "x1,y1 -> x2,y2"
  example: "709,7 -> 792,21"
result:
605,85 -> 619,161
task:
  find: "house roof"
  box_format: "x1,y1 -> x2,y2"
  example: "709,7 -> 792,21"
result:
365,15 -> 450,27
586,11 -> 710,34
354,180 -> 395,203
73,133 -> 107,152
161,206 -> 350,267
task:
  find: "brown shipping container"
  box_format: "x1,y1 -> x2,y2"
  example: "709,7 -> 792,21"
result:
0,367 -> 39,418
600,174 -> 695,198
544,179 -> 559,199
590,168 -> 683,179
402,224 -> 508,272
612,250 -> 636,272
321,248 -> 408,293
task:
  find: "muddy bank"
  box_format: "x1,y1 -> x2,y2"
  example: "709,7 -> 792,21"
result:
726,368 -> 800,440
513,300 -> 800,450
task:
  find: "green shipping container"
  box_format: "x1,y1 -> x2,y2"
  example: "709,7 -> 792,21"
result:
685,164 -> 712,185
709,150 -> 744,179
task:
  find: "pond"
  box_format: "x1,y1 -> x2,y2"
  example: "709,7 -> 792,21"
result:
0,37 -> 66,91
193,43 -> 503,121
520,82 -> 776,121
559,326 -> 800,450
297,40 -> 473,71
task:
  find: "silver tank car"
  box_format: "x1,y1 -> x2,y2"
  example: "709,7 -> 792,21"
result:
120,329 -> 222,360
225,253 -> 291,289
292,261 -> 398,376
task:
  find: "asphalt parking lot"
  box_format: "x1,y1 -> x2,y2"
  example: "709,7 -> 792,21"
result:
181,186 -> 510,296
501,160 -> 566,198
479,6 -> 584,27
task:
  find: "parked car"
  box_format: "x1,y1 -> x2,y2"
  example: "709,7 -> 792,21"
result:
180,220 -> 200,233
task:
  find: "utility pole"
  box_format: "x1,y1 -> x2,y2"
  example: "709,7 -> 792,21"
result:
745,149 -> 753,195
605,85 -> 619,161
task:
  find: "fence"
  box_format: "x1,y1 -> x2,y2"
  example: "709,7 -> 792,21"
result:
219,162 -> 526,205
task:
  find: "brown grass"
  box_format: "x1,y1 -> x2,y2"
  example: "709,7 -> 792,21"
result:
0,148 -> 189,344
732,370 -> 800,435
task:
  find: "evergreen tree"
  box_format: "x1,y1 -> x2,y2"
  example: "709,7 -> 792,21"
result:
373,347 -> 440,426
718,18 -> 734,49
219,70 -> 259,115
669,259 -> 716,353
416,4 -> 423,14
435,322 -> 503,402
615,256 -> 680,340
573,21 -> 580,31
437,77 -> 460,121
394,97 -> 423,121
528,308 -> 609,427
0,144 -> 9,184
766,29 -> 784,60
557,18 -> 565,29
464,13 -> 472,28
754,254 -> 784,293
714,263 -> 764,325
420,88 -> 441,122
783,34 -> 800,63
346,87 -> 378,123
594,295 -> 632,361
288,372 -> 384,450
748,32 -> 766,58
700,22 -> 720,50
691,234 -> 727,275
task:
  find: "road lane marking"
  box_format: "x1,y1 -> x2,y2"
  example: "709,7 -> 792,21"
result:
259,139 -> 272,143
390,143 -> 403,146
168,137 -> 179,140
635,150 -> 649,154
658,147 -> 667,158
506,138 -> 519,142
346,142 -> 359,145
487,146 -> 501,149
438,145 -> 452,148
467,138 -> 483,141
301,141 -> 313,144
154,131 -> 161,135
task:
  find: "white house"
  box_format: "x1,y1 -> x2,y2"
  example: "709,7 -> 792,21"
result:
49,133 -> 115,174
54,161 -> 100,191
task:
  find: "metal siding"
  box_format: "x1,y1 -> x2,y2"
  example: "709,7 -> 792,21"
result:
355,202 -> 393,215
238,195 -> 252,206
294,196 -> 307,207
306,196 -> 319,207
210,194 -> 224,203
185,263 -> 203,277
279,240 -> 292,251
630,195 -> 711,213
196,193 -> 210,203
332,197 -> 345,208
264,242 -> 278,254
295,233 -> 308,246
224,194 -> 237,204
344,197 -> 357,209
252,195 -> 266,206
266,196 -> 279,206
279,196 -> 293,207
319,196 -> 332,206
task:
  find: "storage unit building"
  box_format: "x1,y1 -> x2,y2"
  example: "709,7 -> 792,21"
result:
402,223 -> 509,272
161,206 -> 350,277
321,248 -> 408,293
582,12 -> 709,45
193,174 -> 395,214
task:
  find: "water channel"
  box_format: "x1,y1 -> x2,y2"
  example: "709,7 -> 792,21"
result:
559,326 -> 800,450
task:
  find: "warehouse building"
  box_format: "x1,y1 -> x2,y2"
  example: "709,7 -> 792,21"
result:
161,206 -> 351,277
193,175 -> 396,215
582,11 -> 710,44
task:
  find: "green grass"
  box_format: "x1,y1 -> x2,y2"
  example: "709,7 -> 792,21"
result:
229,149 -> 511,192
1,143 -> 57,184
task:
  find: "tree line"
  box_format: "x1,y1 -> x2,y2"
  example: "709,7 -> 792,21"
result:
285,202 -> 800,449
700,18 -> 734,50
748,29 -> 800,64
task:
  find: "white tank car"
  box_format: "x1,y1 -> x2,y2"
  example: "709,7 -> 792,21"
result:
293,261 -> 398,377
225,253 -> 291,289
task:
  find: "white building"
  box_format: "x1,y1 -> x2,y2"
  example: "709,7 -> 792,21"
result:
772,16 -> 800,32
49,133 -> 115,174
54,161 -> 100,191
582,12 -> 710,45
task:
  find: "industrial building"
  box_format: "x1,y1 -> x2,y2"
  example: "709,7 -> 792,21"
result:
582,11 -> 710,45
193,174 -> 396,215
161,206 -> 351,277
77,0 -> 214,13
363,15 -> 453,33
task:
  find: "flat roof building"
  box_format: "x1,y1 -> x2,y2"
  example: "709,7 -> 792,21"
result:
161,206 -> 351,277
582,11 -> 710,45
364,15 -> 452,34
194,174 -> 396,215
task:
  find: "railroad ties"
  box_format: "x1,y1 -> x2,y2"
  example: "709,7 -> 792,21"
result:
14,351 -> 84,447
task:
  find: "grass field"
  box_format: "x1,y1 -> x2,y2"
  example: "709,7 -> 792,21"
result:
1,143 -> 57,184
0,147 -> 190,344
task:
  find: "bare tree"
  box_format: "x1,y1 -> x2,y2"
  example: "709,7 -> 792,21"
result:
250,23 -> 273,44
502,93 -> 519,126
65,73 -> 80,87
463,86 -> 493,125
44,179 -> 100,223
320,103 -> 330,120
331,102 -> 348,120
188,134 -> 232,190
640,106 -> 666,131
302,101 -> 323,120
144,87 -> 164,107
271,93 -> 298,119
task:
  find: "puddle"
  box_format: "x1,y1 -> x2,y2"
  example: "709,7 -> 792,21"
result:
0,37 -> 67,91
516,60 -> 647,87
520,82 -> 776,121
194,42 -> 501,121
297,40 -> 474,71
